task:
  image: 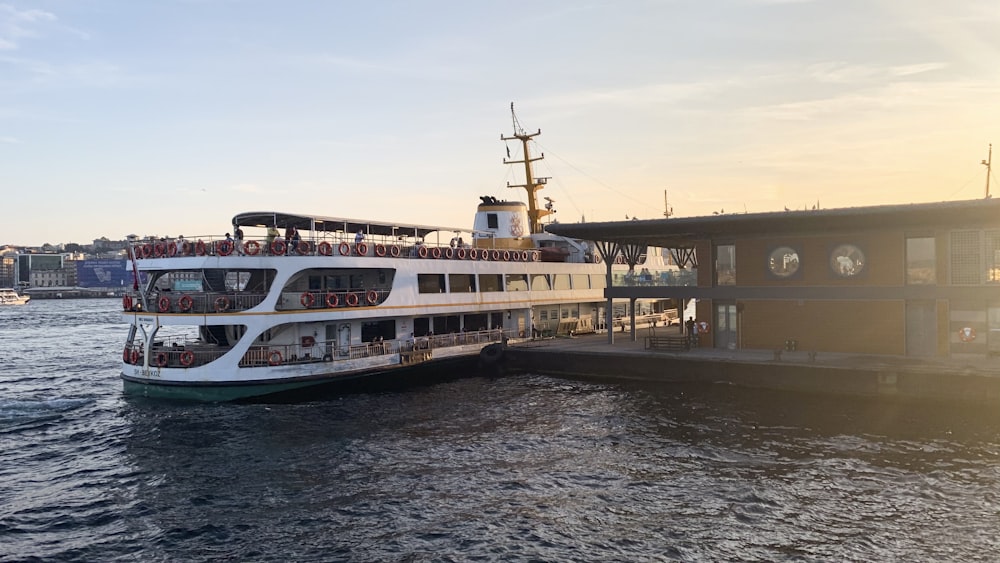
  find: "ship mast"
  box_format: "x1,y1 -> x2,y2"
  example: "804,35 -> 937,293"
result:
983,143 -> 992,199
502,103 -> 551,234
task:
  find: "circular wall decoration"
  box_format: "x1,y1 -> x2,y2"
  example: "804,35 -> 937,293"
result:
768,246 -> 800,277
830,244 -> 865,277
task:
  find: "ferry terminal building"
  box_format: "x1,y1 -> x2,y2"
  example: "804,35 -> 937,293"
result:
547,198 -> 1000,359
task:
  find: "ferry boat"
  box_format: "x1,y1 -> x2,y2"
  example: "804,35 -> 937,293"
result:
120,110 -> 676,401
0,289 -> 29,305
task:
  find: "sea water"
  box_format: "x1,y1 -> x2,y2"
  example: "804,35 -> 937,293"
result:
2,299 -> 999,561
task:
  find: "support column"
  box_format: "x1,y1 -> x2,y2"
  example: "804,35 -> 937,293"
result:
595,240 -> 621,345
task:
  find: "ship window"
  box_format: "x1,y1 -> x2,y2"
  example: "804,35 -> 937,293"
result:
462,314 -> 487,331
448,274 -> 476,293
478,274 -> 503,292
590,274 -> 607,289
572,274 -> 590,289
950,231 -> 983,284
505,274 -> 528,291
530,274 -> 550,291
552,274 -> 571,290
987,230 -> 1000,283
539,310 -> 548,321
906,236 -> 936,285
361,319 -> 395,343
418,274 -> 445,293
487,213 -> 499,229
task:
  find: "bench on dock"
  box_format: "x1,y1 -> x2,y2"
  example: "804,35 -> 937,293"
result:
644,335 -> 690,352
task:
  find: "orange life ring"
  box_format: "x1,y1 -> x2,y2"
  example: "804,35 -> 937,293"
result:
297,240 -> 310,255
697,321 -> 711,334
325,292 -> 338,308
180,350 -> 195,367
318,241 -> 333,256
178,294 -> 194,312
356,242 -> 368,256
375,243 -> 386,257
167,244 -> 177,257
431,247 -> 442,259
142,244 -> 153,258
270,240 -> 286,255
531,250 -> 540,262
130,349 -> 140,364
457,248 -> 467,259
158,296 -> 170,313
418,245 -> 429,259
122,295 -> 133,311
490,249 -> 500,261
155,352 -> 168,368
338,242 -> 351,256
245,240 -> 261,255
268,350 -> 282,366
195,240 -> 206,256
469,248 -> 479,260
444,247 -> 454,259
389,245 -> 401,257
345,292 -> 359,307
154,243 -> 165,258
366,290 -> 378,305
502,250 -> 511,261
122,348 -> 130,363
300,292 -> 316,308
214,296 -> 230,312
958,327 -> 977,342
522,250 -> 530,262
218,240 -> 234,256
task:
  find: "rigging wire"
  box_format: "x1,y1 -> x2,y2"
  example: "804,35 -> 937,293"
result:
533,139 -> 660,216
945,165 -> 991,199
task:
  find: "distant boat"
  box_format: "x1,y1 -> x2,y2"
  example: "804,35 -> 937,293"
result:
0,289 -> 30,305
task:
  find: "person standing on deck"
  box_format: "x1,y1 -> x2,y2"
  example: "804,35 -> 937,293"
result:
686,317 -> 697,347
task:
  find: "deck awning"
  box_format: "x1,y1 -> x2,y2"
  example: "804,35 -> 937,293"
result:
232,211 -> 478,240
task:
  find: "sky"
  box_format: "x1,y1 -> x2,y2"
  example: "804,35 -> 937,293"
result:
2,0 -> 999,246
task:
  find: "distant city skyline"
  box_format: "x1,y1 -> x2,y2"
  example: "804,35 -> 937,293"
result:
2,0 -> 999,246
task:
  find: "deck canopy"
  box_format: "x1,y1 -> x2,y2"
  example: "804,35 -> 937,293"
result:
232,211 -> 483,240
544,198 -> 1000,247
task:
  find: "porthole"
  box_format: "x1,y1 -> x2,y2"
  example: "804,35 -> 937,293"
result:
830,244 -> 865,277
768,246 -> 800,277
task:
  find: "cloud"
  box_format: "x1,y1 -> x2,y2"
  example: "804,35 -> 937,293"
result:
0,135 -> 20,144
0,4 -> 56,50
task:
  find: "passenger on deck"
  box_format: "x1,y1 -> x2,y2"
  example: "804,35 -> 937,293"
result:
355,229 -> 365,244
234,225 -> 244,255
266,225 -> 279,249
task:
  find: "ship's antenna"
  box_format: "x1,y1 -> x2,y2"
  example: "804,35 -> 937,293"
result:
663,189 -> 673,218
983,143 -> 992,198
502,103 -> 550,234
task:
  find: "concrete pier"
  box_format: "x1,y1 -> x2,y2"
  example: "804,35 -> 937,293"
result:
504,332 -> 1000,405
